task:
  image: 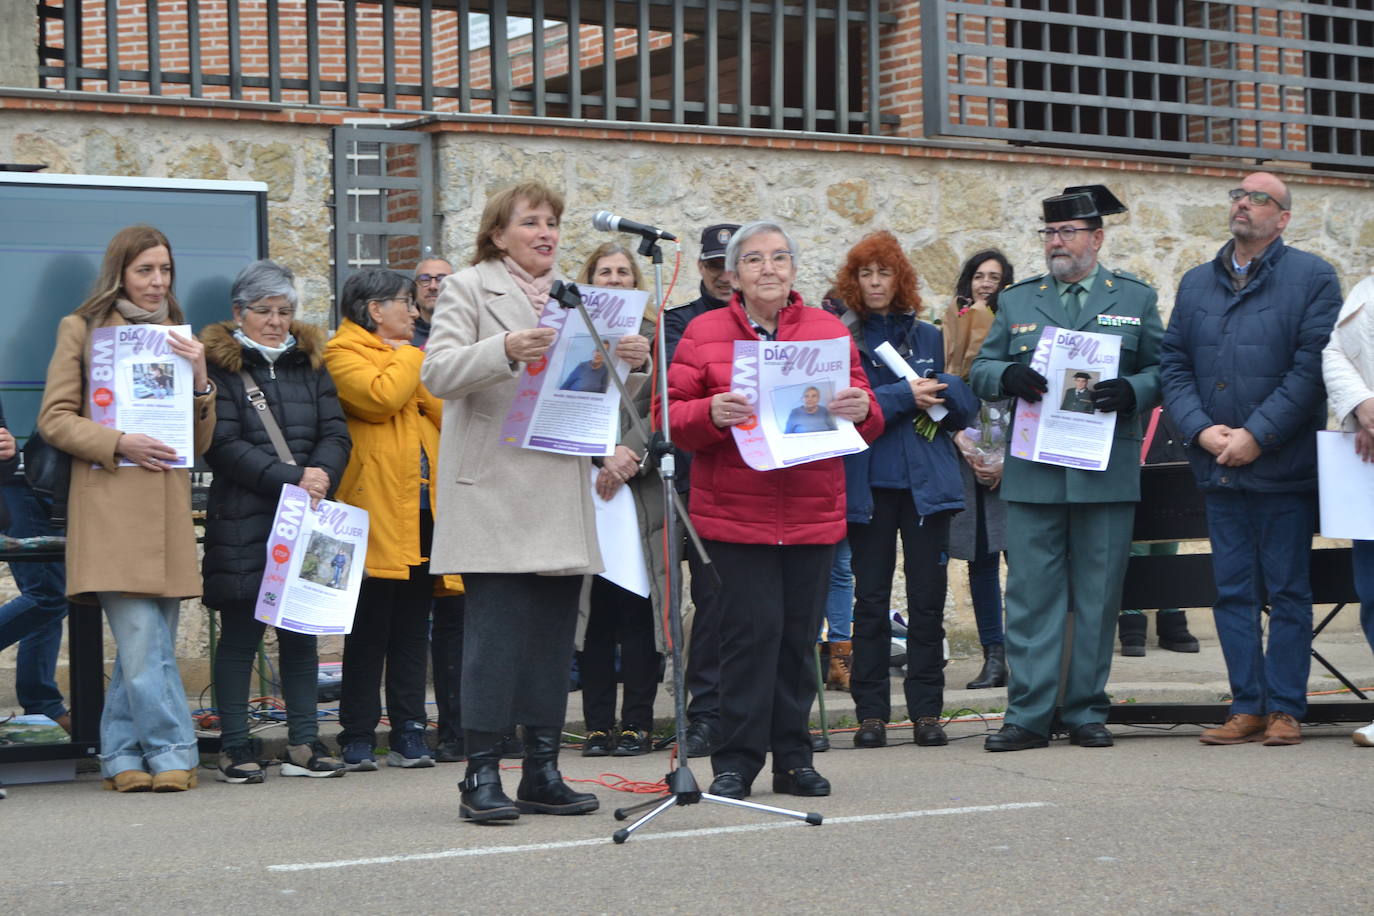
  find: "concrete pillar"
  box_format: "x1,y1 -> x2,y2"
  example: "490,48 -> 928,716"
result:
0,0 -> 39,90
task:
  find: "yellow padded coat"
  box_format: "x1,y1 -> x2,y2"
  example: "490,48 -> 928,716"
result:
324,318 -> 461,593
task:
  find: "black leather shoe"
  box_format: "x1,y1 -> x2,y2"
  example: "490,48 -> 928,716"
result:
684,719 -> 715,758
914,717 -> 948,747
772,766 -> 831,797
708,772 -> 751,799
984,723 -> 1049,752
965,643 -> 1007,689
434,739 -> 466,763
810,732 -> 831,753
1069,722 -> 1114,747
516,727 -> 599,815
853,718 -> 887,748
458,767 -> 519,821
497,731 -> 526,759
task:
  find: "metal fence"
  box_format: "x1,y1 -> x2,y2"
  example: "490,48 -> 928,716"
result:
922,0 -> 1374,171
35,1 -> 898,134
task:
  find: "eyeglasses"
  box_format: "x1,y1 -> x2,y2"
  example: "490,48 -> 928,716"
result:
1228,188 -> 1287,210
738,251 -> 793,270
243,305 -> 295,319
372,297 -> 417,310
1037,226 -> 1091,241
416,273 -> 449,285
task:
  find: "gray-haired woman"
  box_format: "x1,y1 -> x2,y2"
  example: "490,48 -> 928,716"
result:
666,220 -> 883,799
201,259 -> 352,782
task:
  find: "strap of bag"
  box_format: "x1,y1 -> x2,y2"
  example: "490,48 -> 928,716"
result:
238,370 -> 296,466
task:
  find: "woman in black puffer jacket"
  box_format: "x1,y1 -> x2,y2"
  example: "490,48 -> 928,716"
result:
201,259 -> 351,784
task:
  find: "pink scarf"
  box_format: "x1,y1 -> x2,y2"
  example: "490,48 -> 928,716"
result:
502,256 -> 556,313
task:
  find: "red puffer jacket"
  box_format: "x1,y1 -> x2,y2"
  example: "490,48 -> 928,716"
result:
665,292 -> 884,545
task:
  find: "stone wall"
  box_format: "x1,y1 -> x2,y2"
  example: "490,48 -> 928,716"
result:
3,102 -> 1374,707
427,128 -> 1374,319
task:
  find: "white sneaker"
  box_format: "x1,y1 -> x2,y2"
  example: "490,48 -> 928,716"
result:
1353,722 -> 1374,747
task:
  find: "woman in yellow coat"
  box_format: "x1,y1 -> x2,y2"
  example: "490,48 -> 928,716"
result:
324,268 -> 458,771
38,224 -> 216,793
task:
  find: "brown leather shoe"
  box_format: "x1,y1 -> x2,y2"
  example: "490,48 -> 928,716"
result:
1262,711 -> 1302,746
151,769 -> 199,792
1199,713 -> 1266,745
102,770 -> 153,792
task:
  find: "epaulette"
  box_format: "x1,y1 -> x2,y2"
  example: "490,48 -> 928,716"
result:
1111,268 -> 1155,289
1004,273 -> 1047,291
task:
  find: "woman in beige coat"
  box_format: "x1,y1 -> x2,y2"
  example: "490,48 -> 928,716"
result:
421,180 -> 650,822
38,225 -> 216,793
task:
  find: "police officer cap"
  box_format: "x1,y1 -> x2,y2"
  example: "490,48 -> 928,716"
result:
698,223 -> 741,260
1073,371 -> 1091,380
1041,185 -> 1127,222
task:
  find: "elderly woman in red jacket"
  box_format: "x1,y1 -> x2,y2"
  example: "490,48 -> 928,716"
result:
667,220 -> 883,800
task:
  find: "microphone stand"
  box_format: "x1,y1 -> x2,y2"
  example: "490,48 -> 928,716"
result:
554,233 -> 823,843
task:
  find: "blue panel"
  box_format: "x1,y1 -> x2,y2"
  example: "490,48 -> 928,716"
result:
0,180 -> 265,444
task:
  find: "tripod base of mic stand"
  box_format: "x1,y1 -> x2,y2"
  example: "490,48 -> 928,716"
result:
610,763 -> 823,844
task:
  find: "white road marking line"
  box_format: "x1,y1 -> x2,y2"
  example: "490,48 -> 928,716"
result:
267,802 -> 1051,872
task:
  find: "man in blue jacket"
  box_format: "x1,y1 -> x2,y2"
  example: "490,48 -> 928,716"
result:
1161,171 -> 1342,747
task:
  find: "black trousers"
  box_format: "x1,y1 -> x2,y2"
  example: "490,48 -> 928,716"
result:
430,593 -> 465,745
848,490 -> 950,722
705,539 -> 834,783
684,529 -> 722,726
461,572 -> 581,733
337,512 -> 437,746
578,577 -> 661,730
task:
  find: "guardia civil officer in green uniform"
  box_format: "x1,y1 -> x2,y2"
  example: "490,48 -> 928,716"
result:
970,185 -> 1163,751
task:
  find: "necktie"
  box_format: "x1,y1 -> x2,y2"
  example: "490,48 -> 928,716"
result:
1064,283 -> 1085,324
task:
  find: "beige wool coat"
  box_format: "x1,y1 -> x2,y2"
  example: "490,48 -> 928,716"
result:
38,312 -> 216,601
420,258 -> 607,576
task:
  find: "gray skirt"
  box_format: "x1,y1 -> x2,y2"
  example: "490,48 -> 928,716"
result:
947,460 -> 1007,560
460,572 -> 583,733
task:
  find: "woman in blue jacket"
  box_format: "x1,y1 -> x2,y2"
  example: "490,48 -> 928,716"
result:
836,231 -> 978,749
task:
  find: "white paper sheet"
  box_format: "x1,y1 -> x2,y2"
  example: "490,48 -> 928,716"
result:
590,466 -> 651,598
1317,430 -> 1374,539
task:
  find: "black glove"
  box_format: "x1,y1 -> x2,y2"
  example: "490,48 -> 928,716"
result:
1002,364 -> 1048,402
1089,377 -> 1136,413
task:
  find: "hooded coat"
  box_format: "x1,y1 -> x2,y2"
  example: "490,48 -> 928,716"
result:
199,320 -> 353,608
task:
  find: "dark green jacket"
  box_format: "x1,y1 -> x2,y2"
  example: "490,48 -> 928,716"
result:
970,266 -> 1163,503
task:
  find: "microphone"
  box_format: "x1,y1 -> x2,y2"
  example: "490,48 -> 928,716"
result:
592,210 -> 677,241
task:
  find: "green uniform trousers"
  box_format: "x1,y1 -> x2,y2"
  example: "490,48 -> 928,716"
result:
1003,500 -> 1135,737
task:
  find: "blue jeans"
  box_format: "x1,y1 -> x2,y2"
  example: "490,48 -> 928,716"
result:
967,549 -> 1004,646
819,538 -> 853,642
1352,539 -> 1374,655
0,483 -> 69,720
1204,490 -> 1315,718
97,592 -> 199,776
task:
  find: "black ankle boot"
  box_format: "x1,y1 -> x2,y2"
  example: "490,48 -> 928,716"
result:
1156,610 -> 1200,653
965,643 -> 1007,689
458,730 -> 519,822
1118,614 -> 1147,657
516,727 -> 599,815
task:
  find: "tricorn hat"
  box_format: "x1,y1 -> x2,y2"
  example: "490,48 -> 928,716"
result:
1073,371 -> 1091,380
1042,185 -> 1127,222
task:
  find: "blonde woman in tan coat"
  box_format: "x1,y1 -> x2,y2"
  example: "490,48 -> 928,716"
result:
38,225 -> 216,793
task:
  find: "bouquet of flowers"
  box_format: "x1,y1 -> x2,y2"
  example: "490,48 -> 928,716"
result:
956,398 -> 1010,484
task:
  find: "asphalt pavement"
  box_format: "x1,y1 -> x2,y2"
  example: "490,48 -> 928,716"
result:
3,629 -> 1374,914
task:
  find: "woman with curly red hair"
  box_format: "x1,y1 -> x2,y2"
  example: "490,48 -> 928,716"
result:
834,231 -> 979,750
